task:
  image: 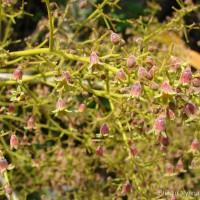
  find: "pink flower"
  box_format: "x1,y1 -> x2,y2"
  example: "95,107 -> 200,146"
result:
100,122 -> 109,134
179,67 -> 192,84
154,116 -> 166,132
10,134 -> 19,150
110,31 -> 121,45
161,81 -> 174,94
130,82 -> 143,97
12,67 -> 22,80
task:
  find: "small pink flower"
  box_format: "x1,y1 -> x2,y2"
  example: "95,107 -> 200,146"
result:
12,67 -> 23,80
166,163 -> 174,174
96,146 -> 104,157
90,50 -> 99,66
4,185 -> 13,195
115,70 -> 126,81
191,138 -> 199,152
10,134 -> 19,150
161,81 -> 174,94
79,103 -> 86,112
127,55 -> 136,69
8,103 -> 15,113
28,117 -> 35,128
110,31 -> 121,45
179,67 -> 192,84
79,0 -> 87,9
192,77 -> 200,87
62,71 -> 72,83
130,81 -> 143,97
130,145 -> 137,156
154,116 -> 166,132
100,122 -> 109,135
166,108 -> 175,120
176,160 -> 183,171
122,181 -> 131,193
56,98 -> 65,110
184,102 -> 197,116
138,67 -> 148,79
0,157 -> 8,171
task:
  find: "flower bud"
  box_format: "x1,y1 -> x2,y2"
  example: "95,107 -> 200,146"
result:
122,181 -> 131,193
191,138 -> 199,152
110,31 -> 121,45
10,134 -> 19,150
130,81 -> 143,97
90,50 -> 99,66
148,65 -> 158,79
130,145 -> 137,156
4,185 -> 12,195
166,108 -> 175,120
12,67 -> 22,80
135,37 -> 143,44
154,116 -> 166,132
137,67 -> 148,79
166,163 -> 174,174
176,160 -> 183,171
96,146 -> 104,157
192,77 -> 200,87
56,98 -> 65,110
161,136 -> 170,146
179,67 -> 192,84
62,71 -> 72,83
150,82 -> 159,90
161,81 -> 174,94
79,0 -> 87,9
148,46 -> 158,52
115,70 -> 126,81
28,117 -> 35,128
127,55 -> 136,69
171,56 -> 182,71
8,103 -> 15,113
184,102 -> 197,116
0,157 -> 8,171
79,103 -> 86,112
100,122 -> 109,135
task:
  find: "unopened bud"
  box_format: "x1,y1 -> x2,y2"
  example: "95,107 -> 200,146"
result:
96,146 -> 104,157
122,181 -> 131,193
130,81 -> 143,97
10,134 -> 19,150
100,122 -> 109,134
185,102 -> 197,116
110,31 -> 121,45
127,55 -> 136,69
166,163 -> 174,174
192,77 -> 200,87
90,50 -> 99,66
0,157 -> 8,171
176,160 -> 183,171
4,185 -> 12,195
79,103 -> 86,112
79,0 -> 87,9
179,67 -> 192,84
138,67 -> 148,79
28,117 -> 35,128
115,70 -> 126,81
154,116 -> 166,132
12,67 -> 22,80
56,98 -> 65,110
191,138 -> 199,152
130,145 -> 138,156
161,81 -> 174,94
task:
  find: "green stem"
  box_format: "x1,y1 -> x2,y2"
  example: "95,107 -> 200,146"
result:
44,0 -> 54,51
